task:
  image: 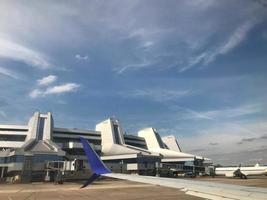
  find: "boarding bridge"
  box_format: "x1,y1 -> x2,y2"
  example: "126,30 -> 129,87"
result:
44,159 -> 91,182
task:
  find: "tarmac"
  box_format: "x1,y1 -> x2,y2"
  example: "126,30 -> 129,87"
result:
195,176 -> 267,188
0,179 -> 202,200
1,176 -> 267,200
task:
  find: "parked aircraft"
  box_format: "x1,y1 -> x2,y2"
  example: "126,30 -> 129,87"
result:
79,137 -> 267,200
215,163 -> 267,179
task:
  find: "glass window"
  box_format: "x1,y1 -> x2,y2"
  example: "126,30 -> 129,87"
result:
37,117 -> 45,140
113,124 -> 121,144
33,154 -> 62,163
0,135 -> 26,141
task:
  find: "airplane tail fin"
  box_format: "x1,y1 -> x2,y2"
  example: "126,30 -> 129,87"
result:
79,137 -> 111,188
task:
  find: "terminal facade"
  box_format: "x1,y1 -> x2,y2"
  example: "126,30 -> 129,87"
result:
0,112 -> 211,182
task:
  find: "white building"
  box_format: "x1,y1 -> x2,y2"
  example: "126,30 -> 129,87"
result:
0,112 -> 210,182
162,135 -> 182,152
138,128 -> 208,173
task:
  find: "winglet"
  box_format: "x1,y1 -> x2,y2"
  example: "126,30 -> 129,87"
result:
79,137 -> 111,175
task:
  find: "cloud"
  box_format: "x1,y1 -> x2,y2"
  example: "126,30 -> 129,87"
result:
242,137 -> 257,142
157,102 -> 267,164
29,83 -> 80,98
209,142 -> 219,146
171,106 -> 214,120
175,103 -> 263,121
204,21 -> 255,65
179,52 -> 209,72
75,54 -> 89,61
116,59 -> 154,74
45,83 -> 80,95
189,148 -> 206,153
207,148 -> 267,165
29,89 -> 43,99
110,1 -> 265,74
238,134 -> 267,144
30,74 -> 80,99
260,135 -> 267,139
1,1 -> 265,75
121,89 -> 191,102
180,120 -> 267,159
0,37 -> 51,68
181,21 -> 256,72
140,41 -> 154,48
37,75 -> 57,86
220,22 -> 254,53
201,104 -> 262,119
0,66 -> 19,79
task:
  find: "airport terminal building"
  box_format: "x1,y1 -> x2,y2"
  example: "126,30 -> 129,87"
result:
0,112 -> 211,182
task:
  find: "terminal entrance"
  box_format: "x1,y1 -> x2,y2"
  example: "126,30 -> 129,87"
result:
21,156 -> 33,183
0,167 -> 8,179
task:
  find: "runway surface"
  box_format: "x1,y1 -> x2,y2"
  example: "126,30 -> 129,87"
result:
0,180 -> 202,200
195,176 -> 267,188
1,176 -> 267,200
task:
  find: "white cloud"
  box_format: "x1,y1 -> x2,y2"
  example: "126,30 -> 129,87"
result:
171,103 -> 263,121
121,89 -> 191,102
220,22 -> 254,54
141,41 -> 154,48
155,102 -> 267,164
180,120 -> 267,163
44,83 -> 80,95
29,89 -> 43,98
0,37 -> 50,68
75,54 -> 89,61
1,1 -> 265,75
0,66 -> 19,79
29,83 -> 80,98
179,52 -> 209,72
204,21 -> 255,65
170,105 -> 214,120
37,75 -> 57,86
199,104 -> 262,120
116,59 -> 154,74
180,21 -> 256,72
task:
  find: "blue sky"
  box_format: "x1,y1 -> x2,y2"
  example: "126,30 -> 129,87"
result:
0,0 -> 267,164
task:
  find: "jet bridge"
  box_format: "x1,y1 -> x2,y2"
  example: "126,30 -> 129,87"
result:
44,159 -> 90,182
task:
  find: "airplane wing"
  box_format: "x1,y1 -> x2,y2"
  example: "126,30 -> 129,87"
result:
105,173 -> 267,200
80,137 -> 267,200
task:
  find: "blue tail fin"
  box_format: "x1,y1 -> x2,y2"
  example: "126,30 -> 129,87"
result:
79,137 -> 111,175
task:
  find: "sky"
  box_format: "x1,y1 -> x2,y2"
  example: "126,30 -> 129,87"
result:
0,0 -> 267,165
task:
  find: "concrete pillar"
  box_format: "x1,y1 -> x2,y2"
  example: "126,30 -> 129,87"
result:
0,167 -> 4,178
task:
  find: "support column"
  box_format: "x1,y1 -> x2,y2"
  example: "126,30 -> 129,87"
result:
0,167 -> 3,178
